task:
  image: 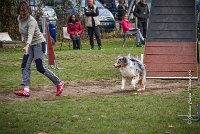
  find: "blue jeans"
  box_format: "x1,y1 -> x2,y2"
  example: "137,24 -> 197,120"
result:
87,26 -> 102,49
125,29 -> 144,43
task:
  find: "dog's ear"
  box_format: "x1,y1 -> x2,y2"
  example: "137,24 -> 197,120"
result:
123,57 -> 128,64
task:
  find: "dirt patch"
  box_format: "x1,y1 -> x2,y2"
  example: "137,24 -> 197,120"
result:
0,79 -> 199,102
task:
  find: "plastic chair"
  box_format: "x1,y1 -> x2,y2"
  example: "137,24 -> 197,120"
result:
60,27 -> 71,50
120,24 -> 138,47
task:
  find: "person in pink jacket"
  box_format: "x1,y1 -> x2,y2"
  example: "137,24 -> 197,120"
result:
67,14 -> 83,50
121,12 -> 144,47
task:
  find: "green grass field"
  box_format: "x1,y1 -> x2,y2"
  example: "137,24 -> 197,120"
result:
0,38 -> 200,134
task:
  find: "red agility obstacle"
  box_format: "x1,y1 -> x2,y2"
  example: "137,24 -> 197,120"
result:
46,23 -> 55,65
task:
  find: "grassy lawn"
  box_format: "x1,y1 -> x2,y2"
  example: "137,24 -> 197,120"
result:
0,38 -> 200,134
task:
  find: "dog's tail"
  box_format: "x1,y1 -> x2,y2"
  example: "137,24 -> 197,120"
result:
139,64 -> 146,85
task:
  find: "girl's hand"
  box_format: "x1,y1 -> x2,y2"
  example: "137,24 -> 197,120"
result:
23,43 -> 29,55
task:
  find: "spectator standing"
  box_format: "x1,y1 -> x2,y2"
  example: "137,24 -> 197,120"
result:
14,1 -> 64,97
121,12 -> 144,47
103,0 -> 117,17
85,0 -> 102,50
67,14 -> 83,50
117,0 -> 127,21
198,0 -> 200,12
133,0 -> 149,38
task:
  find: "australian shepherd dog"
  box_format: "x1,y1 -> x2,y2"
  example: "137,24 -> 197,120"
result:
114,55 -> 146,91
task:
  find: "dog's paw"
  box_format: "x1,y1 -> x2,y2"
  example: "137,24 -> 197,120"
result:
121,84 -> 125,90
137,88 -> 145,92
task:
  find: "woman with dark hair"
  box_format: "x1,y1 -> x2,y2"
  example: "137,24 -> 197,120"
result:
67,14 -> 83,50
14,0 -> 64,97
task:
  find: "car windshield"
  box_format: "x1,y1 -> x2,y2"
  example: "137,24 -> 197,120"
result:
51,0 -> 104,8
71,0 -> 104,8
93,0 -> 104,8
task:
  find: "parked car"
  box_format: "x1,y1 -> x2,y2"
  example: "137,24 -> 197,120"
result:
30,5 -> 57,24
29,0 -> 57,26
93,0 -> 116,32
54,0 -> 116,32
41,6 -> 57,22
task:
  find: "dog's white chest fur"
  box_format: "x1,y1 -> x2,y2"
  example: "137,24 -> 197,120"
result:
119,64 -> 137,78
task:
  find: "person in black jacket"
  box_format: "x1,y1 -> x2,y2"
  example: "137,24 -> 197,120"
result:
117,0 -> 127,21
103,0 -> 116,17
133,0 -> 149,38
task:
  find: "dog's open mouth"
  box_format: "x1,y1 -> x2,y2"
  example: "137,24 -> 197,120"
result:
114,65 -> 121,69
